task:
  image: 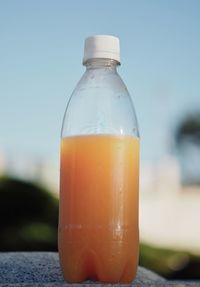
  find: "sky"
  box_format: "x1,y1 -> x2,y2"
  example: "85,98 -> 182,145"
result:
0,0 -> 200,164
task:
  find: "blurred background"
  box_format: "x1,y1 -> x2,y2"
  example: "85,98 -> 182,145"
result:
0,0 -> 200,280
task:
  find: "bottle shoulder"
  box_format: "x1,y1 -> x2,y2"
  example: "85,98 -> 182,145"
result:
62,69 -> 139,138
74,68 -> 128,94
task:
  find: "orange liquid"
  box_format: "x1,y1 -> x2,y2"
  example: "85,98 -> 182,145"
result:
58,134 -> 139,283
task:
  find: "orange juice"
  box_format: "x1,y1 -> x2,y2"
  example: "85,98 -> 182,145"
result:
58,134 -> 139,283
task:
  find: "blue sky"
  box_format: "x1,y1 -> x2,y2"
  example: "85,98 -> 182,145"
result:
0,0 -> 200,163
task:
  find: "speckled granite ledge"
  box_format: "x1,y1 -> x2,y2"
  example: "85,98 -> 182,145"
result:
0,252 -> 199,287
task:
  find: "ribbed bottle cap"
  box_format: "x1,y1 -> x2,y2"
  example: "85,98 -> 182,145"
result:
83,35 -> 120,65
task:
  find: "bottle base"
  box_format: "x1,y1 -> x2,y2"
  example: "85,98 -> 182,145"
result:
59,249 -> 138,284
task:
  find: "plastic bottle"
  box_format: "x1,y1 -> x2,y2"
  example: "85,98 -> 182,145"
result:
58,35 -> 139,283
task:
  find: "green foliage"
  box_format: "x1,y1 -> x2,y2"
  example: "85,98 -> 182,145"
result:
139,243 -> 200,279
0,176 -> 58,251
175,111 -> 200,145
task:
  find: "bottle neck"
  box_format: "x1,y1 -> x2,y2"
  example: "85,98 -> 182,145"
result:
84,58 -> 119,71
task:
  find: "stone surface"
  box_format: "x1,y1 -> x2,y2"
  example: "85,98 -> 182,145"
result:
0,252 -> 199,287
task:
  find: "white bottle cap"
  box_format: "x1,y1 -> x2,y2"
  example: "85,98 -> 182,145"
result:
83,35 -> 120,65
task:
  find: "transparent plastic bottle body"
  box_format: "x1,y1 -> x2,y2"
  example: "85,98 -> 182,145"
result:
59,59 -> 139,283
